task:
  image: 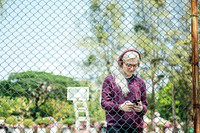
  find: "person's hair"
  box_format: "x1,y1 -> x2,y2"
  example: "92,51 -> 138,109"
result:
117,48 -> 141,68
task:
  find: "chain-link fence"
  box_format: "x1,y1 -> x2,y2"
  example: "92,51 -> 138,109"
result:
0,0 -> 199,133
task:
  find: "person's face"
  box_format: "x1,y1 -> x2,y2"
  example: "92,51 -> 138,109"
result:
122,58 -> 139,78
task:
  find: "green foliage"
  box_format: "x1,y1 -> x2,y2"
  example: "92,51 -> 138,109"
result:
134,29 -> 167,123
0,71 -> 106,123
23,119 -> 34,128
90,0 -> 100,12
132,0 -> 193,127
156,83 -> 174,119
83,54 -> 96,66
156,80 -> 192,122
105,2 -> 123,29
134,23 -> 149,33
157,123 -> 164,128
43,117 -> 54,125
5,116 -> 18,126
62,118 -> 75,125
34,117 -> 55,127
0,90 -> 106,127
0,0 -> 3,5
198,2 -> 200,15
90,117 -> 98,125
165,39 -> 193,122
0,71 -> 80,99
88,91 -> 105,121
150,0 -> 165,8
35,118 -> 44,125
48,100 -> 75,121
0,97 -> 13,117
0,71 -> 81,119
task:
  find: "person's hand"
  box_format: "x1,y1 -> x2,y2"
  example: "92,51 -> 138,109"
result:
133,101 -> 143,112
119,101 -> 134,112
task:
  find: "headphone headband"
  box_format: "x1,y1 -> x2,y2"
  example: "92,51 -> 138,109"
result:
117,49 -> 141,67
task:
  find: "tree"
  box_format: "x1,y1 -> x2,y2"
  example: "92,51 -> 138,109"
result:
133,0 -> 168,128
0,97 -> 16,118
88,90 -> 105,121
79,0 -> 125,85
132,1 -> 192,131
134,31 -> 167,130
156,39 -> 193,132
156,83 -> 181,120
0,71 -> 80,119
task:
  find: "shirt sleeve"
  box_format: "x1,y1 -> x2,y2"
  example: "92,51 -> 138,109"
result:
101,76 -> 120,113
139,80 -> 148,115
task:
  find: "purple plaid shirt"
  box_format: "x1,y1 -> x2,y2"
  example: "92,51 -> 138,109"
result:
101,74 -> 148,128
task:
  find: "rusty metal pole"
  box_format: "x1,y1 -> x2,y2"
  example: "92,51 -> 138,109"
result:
191,0 -> 200,133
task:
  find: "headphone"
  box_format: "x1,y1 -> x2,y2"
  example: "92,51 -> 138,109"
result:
117,48 -> 141,67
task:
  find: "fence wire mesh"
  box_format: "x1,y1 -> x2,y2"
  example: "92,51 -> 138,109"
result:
0,0 -> 198,133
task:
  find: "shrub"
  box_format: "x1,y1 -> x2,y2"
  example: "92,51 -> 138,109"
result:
62,118 -> 75,126
43,117 -> 54,126
23,119 -> 34,128
35,118 -> 44,125
5,116 -> 18,127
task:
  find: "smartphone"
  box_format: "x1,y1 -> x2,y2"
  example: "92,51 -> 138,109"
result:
132,100 -> 141,106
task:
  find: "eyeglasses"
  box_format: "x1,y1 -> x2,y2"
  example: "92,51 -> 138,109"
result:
124,62 -> 138,69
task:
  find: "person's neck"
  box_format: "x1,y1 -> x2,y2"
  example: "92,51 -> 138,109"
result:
125,74 -> 132,78
126,74 -> 135,79
122,71 -> 130,78
124,72 -> 135,79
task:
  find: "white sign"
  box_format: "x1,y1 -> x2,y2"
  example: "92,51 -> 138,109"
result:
67,87 -> 89,101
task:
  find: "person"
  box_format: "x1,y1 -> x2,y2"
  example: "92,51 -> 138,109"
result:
101,48 -> 148,133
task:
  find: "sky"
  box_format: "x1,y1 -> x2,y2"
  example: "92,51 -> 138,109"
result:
0,0 -> 189,82
0,0 -> 92,80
